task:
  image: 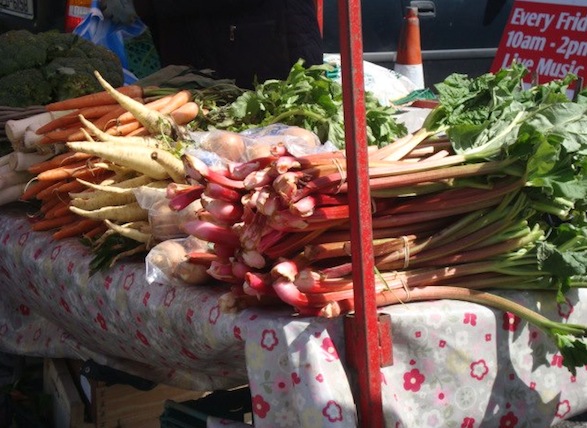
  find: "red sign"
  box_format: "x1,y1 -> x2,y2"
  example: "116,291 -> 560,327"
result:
491,0 -> 587,86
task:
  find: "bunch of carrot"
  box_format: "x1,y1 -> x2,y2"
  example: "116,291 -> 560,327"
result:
35,82 -> 199,146
18,72 -> 200,242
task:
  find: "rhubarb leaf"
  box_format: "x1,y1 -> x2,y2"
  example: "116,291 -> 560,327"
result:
537,242 -> 587,278
524,103 -> 587,154
554,333 -> 587,376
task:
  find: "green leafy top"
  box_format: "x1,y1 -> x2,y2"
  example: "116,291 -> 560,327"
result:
197,60 -> 407,148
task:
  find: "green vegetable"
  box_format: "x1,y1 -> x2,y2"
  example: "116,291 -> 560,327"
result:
0,29 -> 124,107
198,60 -> 408,148
0,69 -> 53,107
0,30 -> 47,78
409,65 -> 587,373
44,54 -> 123,102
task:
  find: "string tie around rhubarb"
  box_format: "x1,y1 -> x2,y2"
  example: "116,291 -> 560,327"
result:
401,235 -> 410,269
331,157 -> 347,194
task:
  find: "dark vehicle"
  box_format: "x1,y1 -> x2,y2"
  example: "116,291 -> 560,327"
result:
1,0 -> 514,88
322,0 -> 515,87
0,0 -> 67,34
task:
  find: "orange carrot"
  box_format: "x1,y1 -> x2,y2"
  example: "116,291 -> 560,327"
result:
159,90 -> 192,114
36,160 -> 88,181
105,120 -> 141,136
66,106 -> 127,141
126,126 -> 148,137
71,165 -> 111,180
36,105 -> 117,134
45,86 -> 144,111
54,179 -> 88,194
20,180 -> 57,201
35,112 -> 81,135
52,218 -> 101,240
170,101 -> 200,125
44,201 -> 72,219
41,124 -> 85,143
83,222 -> 108,239
28,152 -> 93,175
35,181 -> 66,200
40,197 -> 64,214
94,104 -> 136,130
31,214 -> 79,231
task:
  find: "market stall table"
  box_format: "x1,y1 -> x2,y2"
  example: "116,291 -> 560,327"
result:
1,203 -> 587,427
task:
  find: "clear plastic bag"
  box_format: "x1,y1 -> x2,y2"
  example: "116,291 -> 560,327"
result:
133,186 -> 201,242
184,124 -> 334,167
145,236 -> 211,287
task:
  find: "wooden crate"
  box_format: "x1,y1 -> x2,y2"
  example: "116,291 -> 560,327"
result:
90,381 -> 206,428
43,358 -> 93,428
45,359 -> 206,428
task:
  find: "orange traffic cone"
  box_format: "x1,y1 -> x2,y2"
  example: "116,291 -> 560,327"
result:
394,7 -> 425,89
64,0 -> 93,32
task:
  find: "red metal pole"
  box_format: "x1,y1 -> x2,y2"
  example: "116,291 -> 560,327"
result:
314,0 -> 324,36
336,0 -> 384,427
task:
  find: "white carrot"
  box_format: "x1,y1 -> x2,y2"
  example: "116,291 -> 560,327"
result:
69,202 -> 148,222
104,219 -> 152,243
66,141 -> 170,180
150,148 -> 186,184
78,114 -> 169,148
70,190 -> 137,210
93,71 -> 177,137
71,180 -> 169,210
74,174 -> 156,195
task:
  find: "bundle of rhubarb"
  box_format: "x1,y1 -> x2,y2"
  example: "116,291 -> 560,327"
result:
171,65 -> 587,374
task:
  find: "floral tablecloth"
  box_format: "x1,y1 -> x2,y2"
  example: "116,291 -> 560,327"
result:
1,202 -> 586,427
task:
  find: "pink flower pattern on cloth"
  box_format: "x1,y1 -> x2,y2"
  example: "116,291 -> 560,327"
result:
1,205 -> 587,427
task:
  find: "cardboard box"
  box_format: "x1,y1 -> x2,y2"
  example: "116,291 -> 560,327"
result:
90,380 -> 205,428
44,359 -> 206,428
43,358 -> 93,428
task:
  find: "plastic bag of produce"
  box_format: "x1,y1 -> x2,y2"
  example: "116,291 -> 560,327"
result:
146,237 -> 211,287
184,124 -> 336,167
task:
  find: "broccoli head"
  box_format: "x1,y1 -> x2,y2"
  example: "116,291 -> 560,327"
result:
0,68 -> 53,107
0,30 -> 48,78
0,30 -> 124,106
42,35 -> 124,101
43,55 -> 124,101
38,31 -> 79,62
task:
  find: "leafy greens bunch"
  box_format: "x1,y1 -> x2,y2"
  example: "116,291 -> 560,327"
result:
421,64 -> 587,373
197,60 -> 408,148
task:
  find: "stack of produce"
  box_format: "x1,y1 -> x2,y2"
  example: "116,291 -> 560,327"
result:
4,59 -> 586,374
0,29 -> 124,108
165,65 -> 587,375
5,61 -> 406,270
0,74 -> 201,271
